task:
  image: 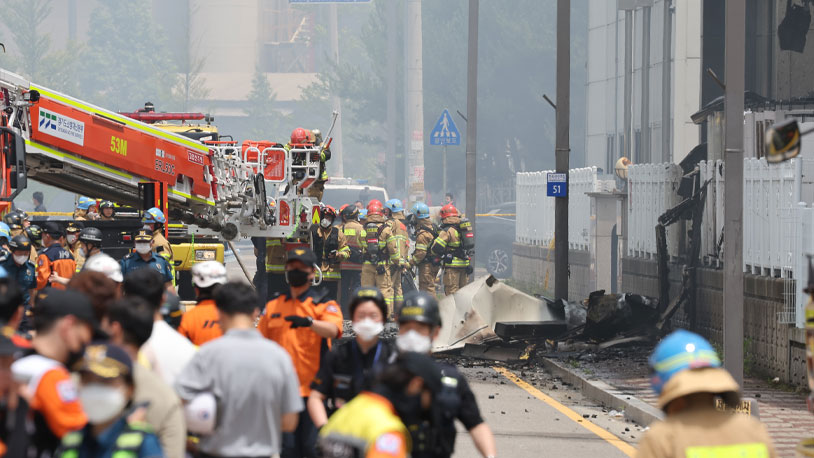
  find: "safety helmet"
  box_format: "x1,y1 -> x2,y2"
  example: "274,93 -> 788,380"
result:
100,200 -> 115,211
25,225 -> 42,245
385,199 -> 404,213
77,196 -> 96,210
412,202 -> 430,220
3,211 -> 23,230
341,204 -> 359,221
79,226 -> 103,245
290,127 -> 308,145
359,209 -> 368,219
320,205 -> 337,221
397,290 -> 442,327
0,222 -> 12,242
312,129 -> 323,145
440,203 -> 458,219
142,207 -> 166,224
83,253 -> 123,283
349,286 -> 387,320
306,129 -> 316,144
367,199 -> 384,217
8,235 -> 31,252
649,329 -> 721,395
191,261 -> 227,289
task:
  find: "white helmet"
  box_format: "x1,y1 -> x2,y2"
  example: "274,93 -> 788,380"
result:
83,253 -> 123,283
191,261 -> 227,288
185,392 -> 217,435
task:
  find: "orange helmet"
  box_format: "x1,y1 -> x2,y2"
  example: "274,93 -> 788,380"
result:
291,127 -> 308,145
440,203 -> 458,219
320,204 -> 337,220
367,199 -> 384,217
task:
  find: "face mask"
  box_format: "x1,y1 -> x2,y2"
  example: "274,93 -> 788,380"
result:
352,318 -> 384,342
320,218 -> 332,228
13,254 -> 28,265
66,234 -> 78,245
87,211 -> 99,219
78,246 -> 87,258
396,330 -> 432,354
79,383 -> 128,424
135,243 -> 152,255
285,269 -> 310,287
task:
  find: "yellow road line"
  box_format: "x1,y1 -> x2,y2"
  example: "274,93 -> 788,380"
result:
492,366 -> 636,457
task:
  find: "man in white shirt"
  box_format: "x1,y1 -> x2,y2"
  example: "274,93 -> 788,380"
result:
123,268 -> 195,386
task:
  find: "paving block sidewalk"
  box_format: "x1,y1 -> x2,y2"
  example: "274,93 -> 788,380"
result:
543,348 -> 814,457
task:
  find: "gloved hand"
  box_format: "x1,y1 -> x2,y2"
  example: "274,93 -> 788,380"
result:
285,315 -> 314,328
376,265 -> 386,275
327,250 -> 338,262
466,265 -> 474,275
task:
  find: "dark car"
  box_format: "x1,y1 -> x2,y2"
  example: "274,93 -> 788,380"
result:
475,202 -> 516,278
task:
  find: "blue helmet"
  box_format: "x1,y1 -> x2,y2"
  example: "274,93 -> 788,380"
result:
77,196 -> 96,210
359,209 -> 368,219
385,198 -> 404,213
143,207 -> 167,224
0,265 -> 8,280
649,329 -> 721,395
0,222 -> 9,242
411,202 -> 430,219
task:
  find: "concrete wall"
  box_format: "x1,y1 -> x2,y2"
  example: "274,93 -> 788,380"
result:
512,244 -> 592,301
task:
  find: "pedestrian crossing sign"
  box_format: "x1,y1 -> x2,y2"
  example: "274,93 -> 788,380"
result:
430,109 -> 461,146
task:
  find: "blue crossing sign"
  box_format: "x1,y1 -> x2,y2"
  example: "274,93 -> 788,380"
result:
547,173 -> 567,197
430,109 -> 461,146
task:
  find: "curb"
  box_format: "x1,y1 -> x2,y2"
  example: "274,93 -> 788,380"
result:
540,357 -> 664,427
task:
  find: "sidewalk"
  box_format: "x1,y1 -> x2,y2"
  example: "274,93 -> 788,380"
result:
542,345 -> 814,457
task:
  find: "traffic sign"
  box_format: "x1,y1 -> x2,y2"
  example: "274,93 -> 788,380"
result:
430,109 -> 461,146
547,173 -> 567,197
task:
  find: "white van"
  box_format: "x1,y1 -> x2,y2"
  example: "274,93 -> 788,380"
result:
322,178 -> 390,209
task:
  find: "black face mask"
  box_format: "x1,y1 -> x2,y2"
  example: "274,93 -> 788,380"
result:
286,269 -> 310,287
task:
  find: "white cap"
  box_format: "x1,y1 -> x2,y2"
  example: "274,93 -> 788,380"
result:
83,253 -> 123,283
191,261 -> 227,288
185,392 -> 217,435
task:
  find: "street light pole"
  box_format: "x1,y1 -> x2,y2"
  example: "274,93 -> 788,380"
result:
465,0 -> 478,235
723,0 -> 745,386
554,0 -> 570,301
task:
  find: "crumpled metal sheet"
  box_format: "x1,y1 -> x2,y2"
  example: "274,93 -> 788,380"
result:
433,276 -> 566,352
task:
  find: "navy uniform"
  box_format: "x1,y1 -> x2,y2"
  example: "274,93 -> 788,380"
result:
2,256 -> 36,306
120,229 -> 173,284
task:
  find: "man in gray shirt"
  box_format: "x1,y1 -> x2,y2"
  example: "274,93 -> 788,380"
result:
175,282 -> 303,457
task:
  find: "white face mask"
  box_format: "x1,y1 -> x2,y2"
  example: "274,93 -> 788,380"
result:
135,243 -> 152,255
320,218 -> 332,228
352,318 -> 384,342
79,383 -> 128,424
13,254 -> 28,265
66,234 -> 78,245
396,329 -> 432,354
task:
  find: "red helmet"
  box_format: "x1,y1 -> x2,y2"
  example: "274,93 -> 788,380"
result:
441,203 -> 458,219
367,199 -> 384,217
291,127 -> 308,145
320,205 -> 337,220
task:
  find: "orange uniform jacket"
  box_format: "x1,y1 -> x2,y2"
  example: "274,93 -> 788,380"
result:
36,244 -> 76,290
259,289 -> 344,397
178,299 -> 223,346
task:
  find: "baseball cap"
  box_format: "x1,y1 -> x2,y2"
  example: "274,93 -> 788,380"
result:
43,222 -> 63,237
191,261 -> 227,288
286,247 -> 317,266
134,228 -> 153,242
74,343 -> 133,379
34,289 -> 99,330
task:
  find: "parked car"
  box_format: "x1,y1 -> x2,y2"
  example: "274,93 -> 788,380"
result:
475,202 -> 516,278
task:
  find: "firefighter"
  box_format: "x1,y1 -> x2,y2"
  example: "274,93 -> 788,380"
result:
308,128 -> 330,201
395,291 -> 497,458
99,200 -> 116,220
338,204 -> 366,314
431,204 -> 470,296
266,238 -> 287,301
77,227 -> 104,266
142,207 -> 174,284
65,222 -> 85,272
74,196 -> 98,221
4,210 -> 27,237
4,235 -> 36,308
312,205 -> 345,302
359,208 -> 368,225
636,330 -> 776,457
385,199 -> 409,308
36,222 -> 76,290
410,202 -> 441,294
360,200 -> 399,318
25,224 -> 42,262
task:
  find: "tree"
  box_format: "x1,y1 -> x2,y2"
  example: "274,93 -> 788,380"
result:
171,1 -> 210,111
243,67 -> 288,141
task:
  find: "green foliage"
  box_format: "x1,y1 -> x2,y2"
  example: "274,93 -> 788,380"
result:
244,67 -> 288,141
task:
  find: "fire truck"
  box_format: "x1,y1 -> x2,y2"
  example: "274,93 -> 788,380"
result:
0,68 -> 327,287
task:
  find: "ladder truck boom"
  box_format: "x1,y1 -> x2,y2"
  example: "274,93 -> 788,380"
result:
0,68 -> 323,240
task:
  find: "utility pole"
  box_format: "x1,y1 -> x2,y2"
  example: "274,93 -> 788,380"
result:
662,0 -> 672,163
329,4 -> 344,177
406,0 -> 426,203
465,0 -> 478,232
641,5 -> 651,163
623,9 -> 633,161
723,0 -> 745,386
386,0 -> 397,186
554,0 -> 570,301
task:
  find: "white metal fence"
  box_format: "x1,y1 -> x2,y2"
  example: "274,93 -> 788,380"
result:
516,167 -> 614,249
626,163 -> 683,258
